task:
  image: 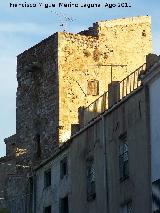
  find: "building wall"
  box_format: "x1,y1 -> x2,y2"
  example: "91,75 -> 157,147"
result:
69,87 -> 151,213
16,33 -> 59,162
5,174 -> 30,213
1,16 -> 153,213
4,135 -> 17,157
149,72 -> 160,182
98,16 -> 152,78
35,148 -> 70,213
34,83 -> 151,213
69,120 -> 106,213
149,69 -> 160,211
5,16 -> 152,162
105,88 -> 151,213
58,16 -> 152,143
0,157 -> 16,209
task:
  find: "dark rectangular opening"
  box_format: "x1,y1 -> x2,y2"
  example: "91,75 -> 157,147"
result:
44,206 -> 51,213
60,196 -> 69,213
86,159 -> 96,201
44,169 -> 51,188
119,133 -> 129,181
60,157 -> 68,179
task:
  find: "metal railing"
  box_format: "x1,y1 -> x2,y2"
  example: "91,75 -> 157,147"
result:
119,63 -> 146,99
83,63 -> 146,124
84,91 -> 109,124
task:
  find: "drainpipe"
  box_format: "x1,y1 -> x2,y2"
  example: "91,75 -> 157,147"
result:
101,115 -> 110,213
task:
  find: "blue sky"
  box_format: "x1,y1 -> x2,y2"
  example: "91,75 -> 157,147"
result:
0,0 -> 160,157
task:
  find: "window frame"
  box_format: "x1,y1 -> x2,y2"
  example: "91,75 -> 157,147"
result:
87,79 -> 99,96
120,200 -> 133,213
60,157 -> 68,180
44,168 -> 51,188
60,195 -> 69,213
44,205 -> 52,213
86,158 -> 96,201
119,132 -> 129,182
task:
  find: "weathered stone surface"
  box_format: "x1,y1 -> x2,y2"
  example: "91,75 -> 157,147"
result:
16,33 -> 59,162
2,16 -> 152,164
58,16 -> 152,141
4,135 -> 17,157
5,174 -> 31,213
0,156 -> 16,209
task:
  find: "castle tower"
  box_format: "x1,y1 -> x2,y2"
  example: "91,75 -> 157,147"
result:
5,16 -> 152,163
58,16 -> 152,142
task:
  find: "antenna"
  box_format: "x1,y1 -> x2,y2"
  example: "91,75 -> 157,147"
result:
51,10 -> 75,32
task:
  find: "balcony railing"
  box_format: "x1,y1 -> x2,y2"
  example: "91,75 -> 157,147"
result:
83,63 -> 146,124
119,63 -> 146,99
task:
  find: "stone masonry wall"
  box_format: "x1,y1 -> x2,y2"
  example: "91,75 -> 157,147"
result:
16,33 -> 59,163
4,16 -> 152,162
97,16 -> 152,79
0,157 -> 16,208
1,15 -> 152,213
58,16 -> 152,142
4,134 -> 17,157
5,174 -> 30,213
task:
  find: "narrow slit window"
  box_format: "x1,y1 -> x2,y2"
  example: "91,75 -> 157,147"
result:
44,169 -> 51,188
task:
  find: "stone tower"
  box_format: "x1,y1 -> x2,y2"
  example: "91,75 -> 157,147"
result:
5,16 -> 152,163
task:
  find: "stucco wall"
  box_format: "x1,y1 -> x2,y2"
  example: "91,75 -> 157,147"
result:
35,149 -> 70,213
149,73 -> 160,182
34,84 -> 151,213
69,87 -> 151,213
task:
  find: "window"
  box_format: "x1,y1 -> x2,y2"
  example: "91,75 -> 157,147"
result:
121,201 -> 132,213
87,80 -> 99,96
60,196 -> 69,213
44,206 -> 51,213
86,159 -> 96,201
60,157 -> 68,179
44,169 -> 51,188
119,133 -> 129,181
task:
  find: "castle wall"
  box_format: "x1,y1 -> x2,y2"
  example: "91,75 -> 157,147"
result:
4,134 -> 17,157
16,33 -> 59,162
5,174 -> 30,213
0,15 -> 154,213
97,16 -> 152,80
58,16 -> 152,143
0,157 -> 16,209
4,16 -> 152,161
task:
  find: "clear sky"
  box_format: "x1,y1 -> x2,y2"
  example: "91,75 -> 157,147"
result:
0,0 -> 160,157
